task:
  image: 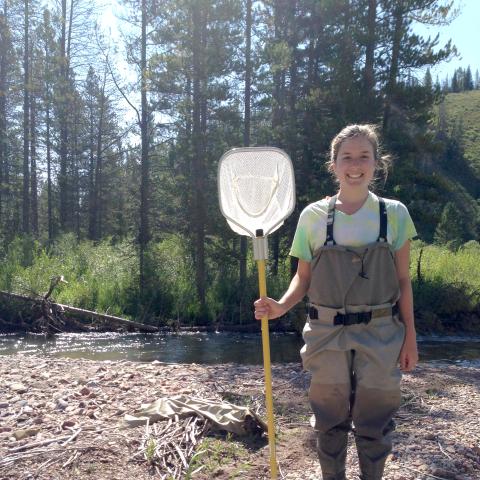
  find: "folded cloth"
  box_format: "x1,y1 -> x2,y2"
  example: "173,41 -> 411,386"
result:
123,394 -> 267,436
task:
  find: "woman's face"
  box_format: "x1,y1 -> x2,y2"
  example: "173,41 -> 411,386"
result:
333,136 -> 376,190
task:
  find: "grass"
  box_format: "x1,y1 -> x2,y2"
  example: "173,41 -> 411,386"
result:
186,434 -> 252,478
410,240 -> 480,332
145,437 -> 157,465
1,234 -> 479,331
441,90 -> 480,175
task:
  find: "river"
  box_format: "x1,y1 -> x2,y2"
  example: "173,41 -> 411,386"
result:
1,331 -> 480,365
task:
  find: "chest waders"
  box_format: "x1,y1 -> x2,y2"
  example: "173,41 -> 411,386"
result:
300,196 -> 405,480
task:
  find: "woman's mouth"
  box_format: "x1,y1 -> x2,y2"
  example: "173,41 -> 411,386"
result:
347,173 -> 363,179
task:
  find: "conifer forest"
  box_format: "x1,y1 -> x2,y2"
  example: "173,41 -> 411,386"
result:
1,0 -> 479,329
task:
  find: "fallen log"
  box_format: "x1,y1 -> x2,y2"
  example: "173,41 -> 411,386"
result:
0,290 -> 159,333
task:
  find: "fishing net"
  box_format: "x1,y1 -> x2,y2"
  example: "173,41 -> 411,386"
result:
218,147 -> 295,237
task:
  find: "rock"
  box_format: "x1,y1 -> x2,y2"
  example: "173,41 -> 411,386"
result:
0,426 -> 12,433
13,428 -> 40,441
75,376 -> 88,385
432,468 -> 457,479
62,420 -> 77,429
10,383 -> 28,394
56,398 -> 68,410
80,386 -> 91,396
0,402 -> 9,408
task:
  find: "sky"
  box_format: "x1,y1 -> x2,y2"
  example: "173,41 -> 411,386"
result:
413,0 -> 479,80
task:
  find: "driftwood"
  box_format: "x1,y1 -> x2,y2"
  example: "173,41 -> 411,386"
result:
0,289 -> 159,334
131,416 -> 211,479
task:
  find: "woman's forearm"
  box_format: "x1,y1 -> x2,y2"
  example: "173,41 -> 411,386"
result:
277,272 -> 310,314
398,277 -> 416,337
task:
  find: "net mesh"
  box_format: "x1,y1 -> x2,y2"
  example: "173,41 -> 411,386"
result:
218,147 -> 295,237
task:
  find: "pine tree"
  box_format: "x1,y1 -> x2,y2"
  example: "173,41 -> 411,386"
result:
451,70 -> 459,92
464,65 -> 474,90
434,202 -> 468,250
424,67 -> 432,91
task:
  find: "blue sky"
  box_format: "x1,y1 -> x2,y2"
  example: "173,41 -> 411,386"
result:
413,0 -> 479,80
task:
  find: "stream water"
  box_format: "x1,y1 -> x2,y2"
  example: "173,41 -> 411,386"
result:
1,332 -> 480,365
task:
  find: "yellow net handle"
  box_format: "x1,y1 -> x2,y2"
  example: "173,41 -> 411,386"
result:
257,258 -> 277,479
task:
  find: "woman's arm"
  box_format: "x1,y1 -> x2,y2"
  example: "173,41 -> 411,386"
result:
254,259 -> 311,320
395,240 -> 418,372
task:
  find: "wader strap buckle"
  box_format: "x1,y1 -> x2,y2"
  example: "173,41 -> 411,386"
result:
324,195 -> 338,246
334,311 -> 372,326
307,306 -> 319,319
377,197 -> 388,242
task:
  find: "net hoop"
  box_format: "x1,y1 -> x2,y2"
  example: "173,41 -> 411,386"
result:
218,147 -> 295,238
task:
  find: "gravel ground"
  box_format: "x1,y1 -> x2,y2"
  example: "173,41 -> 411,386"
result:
0,354 -> 479,479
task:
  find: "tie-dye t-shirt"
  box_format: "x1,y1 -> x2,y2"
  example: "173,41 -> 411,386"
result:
289,191 -> 417,262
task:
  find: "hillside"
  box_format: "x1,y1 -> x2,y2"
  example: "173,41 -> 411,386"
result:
441,90 -> 480,178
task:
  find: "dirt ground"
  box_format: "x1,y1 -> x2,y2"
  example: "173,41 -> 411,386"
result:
0,353 -> 479,480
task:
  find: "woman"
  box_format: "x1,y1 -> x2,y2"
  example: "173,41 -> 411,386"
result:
254,124 -> 418,480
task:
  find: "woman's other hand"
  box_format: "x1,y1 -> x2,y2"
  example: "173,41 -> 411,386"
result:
399,334 -> 418,372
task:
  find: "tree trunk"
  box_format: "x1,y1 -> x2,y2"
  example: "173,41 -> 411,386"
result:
363,0 -> 376,120
95,71 -> 107,240
139,0 -> 150,294
44,24 -> 53,242
46,97 -> 53,241
88,94 -> 96,240
72,96 -> 80,238
271,0 -> 284,148
22,0 -> 29,234
286,0 -> 298,278
191,1 -> 206,308
59,0 -> 68,231
30,89 -> 38,236
0,1 -> 9,228
383,2 -> 404,132
240,0 -> 252,298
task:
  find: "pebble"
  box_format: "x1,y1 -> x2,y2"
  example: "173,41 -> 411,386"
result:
56,398 -> 68,410
62,419 -> 77,429
13,428 -> 40,441
80,386 -> 91,396
10,383 -> 28,393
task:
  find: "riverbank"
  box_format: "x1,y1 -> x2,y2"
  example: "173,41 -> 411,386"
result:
1,355 -> 479,480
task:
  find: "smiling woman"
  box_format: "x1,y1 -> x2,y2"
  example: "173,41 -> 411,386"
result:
254,124 -> 418,480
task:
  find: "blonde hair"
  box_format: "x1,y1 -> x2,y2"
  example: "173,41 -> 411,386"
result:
328,124 -> 391,183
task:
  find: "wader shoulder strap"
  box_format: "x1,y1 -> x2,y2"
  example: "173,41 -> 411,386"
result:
324,195 -> 337,246
377,197 -> 388,242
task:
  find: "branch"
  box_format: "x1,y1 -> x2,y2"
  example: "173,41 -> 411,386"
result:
105,55 -> 141,126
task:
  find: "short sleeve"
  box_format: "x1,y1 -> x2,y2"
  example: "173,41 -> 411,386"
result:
289,208 -> 314,262
392,202 -> 417,250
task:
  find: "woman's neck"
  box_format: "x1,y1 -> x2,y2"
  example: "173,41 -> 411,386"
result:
336,188 -> 370,214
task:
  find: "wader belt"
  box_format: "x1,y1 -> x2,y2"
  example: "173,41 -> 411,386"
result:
306,304 -> 399,324
324,195 -> 388,246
